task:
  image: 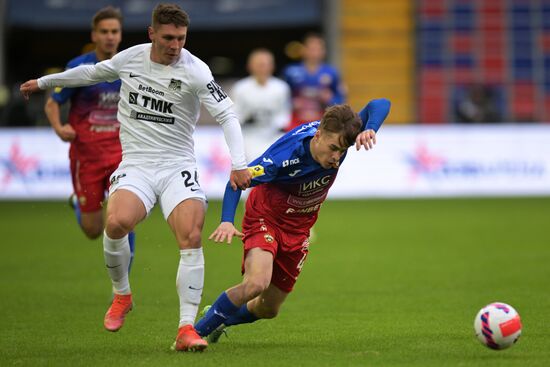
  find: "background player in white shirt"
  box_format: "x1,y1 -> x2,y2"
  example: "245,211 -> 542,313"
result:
231,48 -> 291,161
20,3 -> 251,352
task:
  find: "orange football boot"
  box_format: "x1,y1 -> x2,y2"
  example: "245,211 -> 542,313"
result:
104,294 -> 133,332
173,324 -> 208,352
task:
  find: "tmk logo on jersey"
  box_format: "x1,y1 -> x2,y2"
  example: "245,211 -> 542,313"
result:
206,80 -> 228,102
169,79 -> 182,91
128,92 -> 173,113
299,175 -> 332,193
282,158 -> 300,167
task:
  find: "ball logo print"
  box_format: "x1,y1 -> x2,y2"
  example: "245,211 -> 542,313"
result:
474,302 -> 522,350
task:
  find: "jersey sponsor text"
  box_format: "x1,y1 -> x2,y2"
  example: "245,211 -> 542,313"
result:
206,80 -> 228,102
138,84 -> 165,96
130,110 -> 175,124
298,175 -> 332,195
129,92 -> 173,113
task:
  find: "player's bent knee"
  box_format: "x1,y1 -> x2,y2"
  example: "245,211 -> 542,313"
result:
83,227 -> 103,240
80,219 -> 104,239
188,230 -> 202,247
105,214 -> 133,237
178,229 -> 202,249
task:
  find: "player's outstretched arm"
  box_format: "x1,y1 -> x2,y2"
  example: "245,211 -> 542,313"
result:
21,57 -> 117,99
354,98 -> 391,151
209,181 -> 244,244
28,63 -> 118,100
20,80 -> 40,100
359,98 -> 391,132
209,222 -> 243,244
214,180 -> 243,237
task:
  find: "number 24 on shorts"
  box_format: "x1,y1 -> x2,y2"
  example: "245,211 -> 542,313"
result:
181,170 -> 200,191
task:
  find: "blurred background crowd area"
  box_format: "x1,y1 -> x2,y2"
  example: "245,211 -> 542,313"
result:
1,0 -> 550,126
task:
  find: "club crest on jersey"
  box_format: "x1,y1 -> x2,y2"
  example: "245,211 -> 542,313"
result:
264,234 -> 274,243
169,78 -> 182,91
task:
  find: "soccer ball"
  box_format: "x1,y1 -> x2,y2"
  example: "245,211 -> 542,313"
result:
474,302 -> 522,350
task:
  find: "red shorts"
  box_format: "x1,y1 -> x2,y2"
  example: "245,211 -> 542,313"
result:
70,158 -> 119,213
241,216 -> 310,293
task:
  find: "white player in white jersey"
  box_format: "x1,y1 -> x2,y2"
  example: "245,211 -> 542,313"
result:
231,48 -> 291,161
20,3 -> 251,352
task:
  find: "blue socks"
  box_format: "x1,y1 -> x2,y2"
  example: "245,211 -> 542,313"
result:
195,292 -> 239,336
225,304 -> 259,326
128,231 -> 136,273
71,195 -> 82,225
195,292 -> 260,337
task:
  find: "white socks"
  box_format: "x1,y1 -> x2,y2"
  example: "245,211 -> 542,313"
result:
103,233 -> 204,326
103,231 -> 131,295
176,248 -> 205,327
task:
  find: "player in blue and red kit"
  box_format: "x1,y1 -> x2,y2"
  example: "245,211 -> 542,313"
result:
195,98 -> 390,342
283,33 -> 345,131
44,7 -> 135,260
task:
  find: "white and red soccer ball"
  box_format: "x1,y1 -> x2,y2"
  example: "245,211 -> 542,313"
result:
474,302 -> 522,350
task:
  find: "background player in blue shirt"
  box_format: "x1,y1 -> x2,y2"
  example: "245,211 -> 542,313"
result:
43,7 -> 135,266
283,33 -> 346,130
195,98 -> 390,342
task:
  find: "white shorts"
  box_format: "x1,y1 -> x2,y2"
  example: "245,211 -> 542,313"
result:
108,160 -> 207,220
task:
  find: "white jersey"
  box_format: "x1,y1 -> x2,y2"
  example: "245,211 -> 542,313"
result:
231,76 -> 291,137
39,44 -> 240,166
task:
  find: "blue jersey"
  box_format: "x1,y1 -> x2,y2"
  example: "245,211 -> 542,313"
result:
51,52 -> 121,161
283,62 -> 345,130
221,99 -> 391,229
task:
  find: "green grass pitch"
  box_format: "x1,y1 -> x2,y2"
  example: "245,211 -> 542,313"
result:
1,198 -> 549,366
